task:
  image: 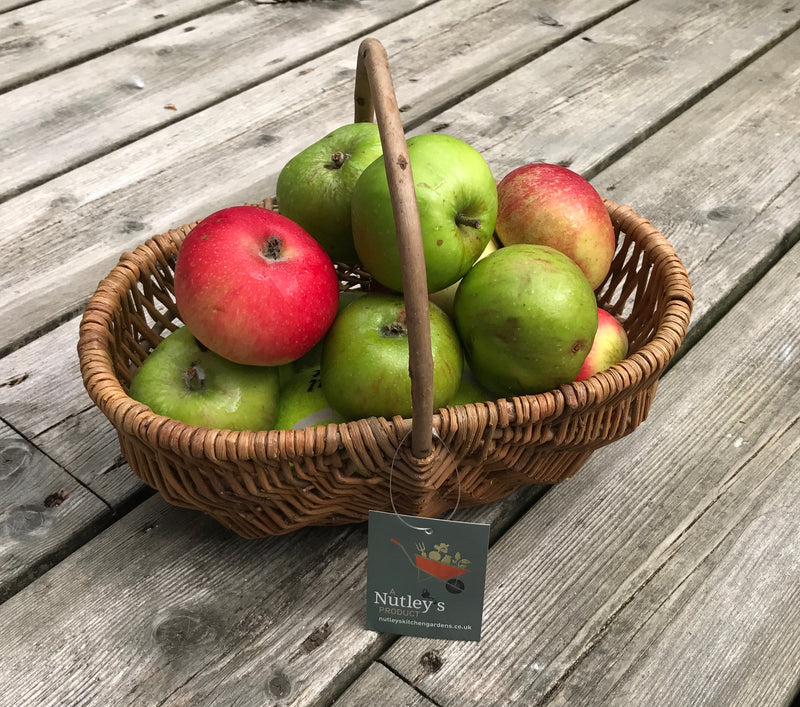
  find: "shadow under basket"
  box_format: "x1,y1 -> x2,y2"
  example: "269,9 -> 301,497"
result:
78,196 -> 692,538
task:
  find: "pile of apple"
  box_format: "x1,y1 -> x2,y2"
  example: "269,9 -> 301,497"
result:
129,124 -> 629,432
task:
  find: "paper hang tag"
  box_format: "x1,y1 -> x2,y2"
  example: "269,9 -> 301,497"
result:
365,510 -> 490,641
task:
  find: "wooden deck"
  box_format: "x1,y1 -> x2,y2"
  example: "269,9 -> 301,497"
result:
1,0 -> 799,704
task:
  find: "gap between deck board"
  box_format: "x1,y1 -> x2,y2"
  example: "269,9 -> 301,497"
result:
0,0 -> 242,94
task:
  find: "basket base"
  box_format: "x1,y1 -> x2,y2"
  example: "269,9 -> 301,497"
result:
122,431 -> 594,537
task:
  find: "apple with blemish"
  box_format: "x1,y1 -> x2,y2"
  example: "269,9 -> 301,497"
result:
495,163 -> 615,289
575,307 -> 629,381
173,205 -> 339,367
453,244 -> 598,396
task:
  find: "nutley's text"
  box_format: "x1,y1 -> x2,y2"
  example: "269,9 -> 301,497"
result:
373,590 -> 446,618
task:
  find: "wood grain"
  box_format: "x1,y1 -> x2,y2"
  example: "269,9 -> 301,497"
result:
0,480 -> 538,705
0,314 -> 151,506
0,419 -> 109,603
0,0 -> 239,91
0,0 -> 434,200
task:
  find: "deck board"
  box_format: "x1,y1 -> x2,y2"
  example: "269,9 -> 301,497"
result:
0,0 -> 435,200
0,419 -> 110,603
0,483 -> 538,705
0,0 -> 239,91
377,227 -> 800,707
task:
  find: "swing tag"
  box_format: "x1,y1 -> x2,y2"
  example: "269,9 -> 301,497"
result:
365,510 -> 489,641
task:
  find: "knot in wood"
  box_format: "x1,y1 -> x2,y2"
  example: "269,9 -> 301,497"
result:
420,649 -> 443,673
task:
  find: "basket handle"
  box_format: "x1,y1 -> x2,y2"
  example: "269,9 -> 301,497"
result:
353,38 -> 434,459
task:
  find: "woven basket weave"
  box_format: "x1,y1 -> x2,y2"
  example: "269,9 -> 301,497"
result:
78,39 -> 693,538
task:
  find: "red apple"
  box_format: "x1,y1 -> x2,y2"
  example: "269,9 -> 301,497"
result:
575,307 -> 629,381
495,163 -> 616,289
174,205 -> 340,366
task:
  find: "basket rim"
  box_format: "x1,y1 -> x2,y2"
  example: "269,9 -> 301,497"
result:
77,198 -> 693,463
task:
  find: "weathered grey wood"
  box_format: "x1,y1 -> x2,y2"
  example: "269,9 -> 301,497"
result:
410,0 -> 800,342
3,0 -> 704,355
0,0 -> 28,15
0,477 -> 537,705
0,315 -> 149,506
0,0 -> 238,92
0,0 -> 28,13
411,0 -> 800,178
334,662 -> 435,706
0,0 -> 435,200
0,419 -> 109,603
376,218 -> 800,705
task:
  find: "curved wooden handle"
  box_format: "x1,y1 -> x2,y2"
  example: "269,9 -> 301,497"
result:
354,38 -> 434,459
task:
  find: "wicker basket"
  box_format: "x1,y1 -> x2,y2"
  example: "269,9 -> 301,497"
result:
78,39 -> 693,538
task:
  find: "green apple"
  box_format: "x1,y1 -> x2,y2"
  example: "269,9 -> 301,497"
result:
428,235 -> 499,318
276,123 -> 383,264
453,244 -> 598,396
274,364 -> 345,430
129,326 -> 280,430
351,133 -> 497,293
447,363 -> 495,406
320,293 -> 463,420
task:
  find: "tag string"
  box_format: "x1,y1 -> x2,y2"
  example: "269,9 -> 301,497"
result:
388,427 -> 462,534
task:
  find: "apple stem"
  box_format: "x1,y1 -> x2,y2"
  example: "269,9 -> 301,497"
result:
183,363 -> 206,392
455,213 -> 482,230
327,151 -> 350,170
264,235 -> 282,260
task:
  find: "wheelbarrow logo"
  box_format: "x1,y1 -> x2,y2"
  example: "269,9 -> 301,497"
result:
391,538 -> 471,594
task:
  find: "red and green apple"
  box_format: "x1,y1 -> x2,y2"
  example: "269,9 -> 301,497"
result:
575,307 -> 629,381
495,163 -> 616,289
